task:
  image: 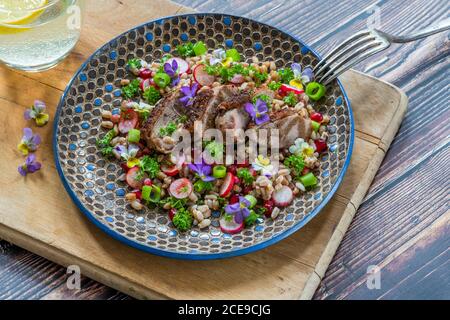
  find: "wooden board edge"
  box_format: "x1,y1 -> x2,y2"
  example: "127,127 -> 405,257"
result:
0,223 -> 171,300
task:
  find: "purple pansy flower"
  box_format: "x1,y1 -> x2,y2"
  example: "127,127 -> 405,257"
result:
164,59 -> 178,77
18,153 -> 42,176
244,99 -> 270,125
179,82 -> 199,107
24,100 -> 49,126
17,127 -> 41,156
225,196 -> 251,224
291,63 -> 314,84
188,161 -> 215,182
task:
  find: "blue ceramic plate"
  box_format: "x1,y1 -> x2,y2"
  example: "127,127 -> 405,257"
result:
53,13 -> 354,260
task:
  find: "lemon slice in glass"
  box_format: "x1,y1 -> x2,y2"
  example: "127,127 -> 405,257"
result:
0,0 -> 48,33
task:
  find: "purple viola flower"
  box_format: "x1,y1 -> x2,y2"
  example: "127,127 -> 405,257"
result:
188,161 -> 215,182
24,100 -> 49,126
179,82 -> 199,107
291,63 -> 314,84
18,153 -> 42,176
225,196 -> 251,224
164,59 -> 178,77
17,127 -> 41,156
244,99 -> 270,125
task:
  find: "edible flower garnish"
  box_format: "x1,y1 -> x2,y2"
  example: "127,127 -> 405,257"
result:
17,127 -> 41,156
24,100 -> 49,127
252,155 -> 275,176
163,59 -> 180,86
291,63 -> 314,85
225,196 -> 251,224
244,99 -> 270,125
115,143 -> 140,168
209,48 -> 226,65
188,162 -> 215,182
289,138 -> 314,156
18,153 -> 42,176
179,82 -> 199,107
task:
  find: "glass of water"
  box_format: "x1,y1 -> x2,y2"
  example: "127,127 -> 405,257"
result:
0,0 -> 84,72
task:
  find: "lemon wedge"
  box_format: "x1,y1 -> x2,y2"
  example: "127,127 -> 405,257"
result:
0,0 -> 47,33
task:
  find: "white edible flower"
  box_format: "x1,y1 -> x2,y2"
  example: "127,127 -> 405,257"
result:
209,48 -> 226,65
252,155 -> 275,176
289,138 -> 314,157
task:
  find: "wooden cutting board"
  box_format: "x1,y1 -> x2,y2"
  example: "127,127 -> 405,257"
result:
0,0 -> 407,299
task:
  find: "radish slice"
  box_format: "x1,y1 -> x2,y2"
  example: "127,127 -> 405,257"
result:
230,74 -> 244,84
165,57 -> 189,74
169,178 -> 193,199
219,172 -> 235,197
118,109 -> 138,134
193,64 -> 215,86
161,163 -> 179,176
220,216 -> 244,234
140,78 -> 152,91
272,185 -> 294,207
126,167 -> 145,189
280,83 -> 305,95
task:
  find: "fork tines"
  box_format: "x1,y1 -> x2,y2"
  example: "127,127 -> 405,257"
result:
314,30 -> 390,85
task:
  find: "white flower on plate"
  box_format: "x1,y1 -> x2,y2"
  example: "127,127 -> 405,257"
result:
252,155 -> 275,176
289,138 -> 314,157
209,48 -> 226,65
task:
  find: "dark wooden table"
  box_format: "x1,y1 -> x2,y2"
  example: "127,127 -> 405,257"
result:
0,0 -> 448,300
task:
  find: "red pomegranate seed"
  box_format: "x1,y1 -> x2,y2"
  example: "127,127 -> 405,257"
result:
310,112 -> 324,123
301,167 -> 310,176
229,194 -> 239,204
139,68 -> 152,79
314,139 -> 328,153
134,191 -> 142,200
228,165 -> 237,175
264,200 -> 274,217
168,208 -> 177,221
144,178 -> 152,186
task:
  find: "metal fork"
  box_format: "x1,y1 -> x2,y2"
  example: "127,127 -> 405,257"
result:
314,18 -> 450,85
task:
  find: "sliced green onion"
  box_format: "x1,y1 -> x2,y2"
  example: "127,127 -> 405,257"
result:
213,165 -> 227,178
244,195 -> 257,208
142,185 -> 161,203
299,172 -> 317,187
194,180 -> 205,193
141,185 -> 152,201
306,82 -> 326,101
311,120 -> 320,132
153,72 -> 171,88
226,48 -> 241,62
128,129 -> 141,143
193,41 -> 207,56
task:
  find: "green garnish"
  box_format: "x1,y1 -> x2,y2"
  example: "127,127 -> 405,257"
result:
122,78 -> 141,99
244,210 -> 259,227
172,207 -> 193,232
161,54 -> 172,63
213,165 -> 227,179
278,68 -> 295,84
176,43 -> 195,58
299,172 -> 318,187
138,155 -> 160,179
311,120 -> 320,132
100,146 -> 114,157
283,92 -> 298,106
284,154 -> 305,176
224,213 -> 234,222
159,121 -> 177,137
237,168 -> 255,186
194,180 -> 213,193
153,72 -> 171,88
127,58 -> 142,70
96,128 -> 117,148
128,129 -> 141,143
193,41 -> 207,56
253,70 -> 268,86
268,81 -> 282,91
306,82 -> 326,101
143,86 -> 162,105
252,94 -> 271,105
160,196 -> 188,210
204,141 -> 224,158
178,115 -> 188,124
226,48 -> 241,62
244,195 -> 257,208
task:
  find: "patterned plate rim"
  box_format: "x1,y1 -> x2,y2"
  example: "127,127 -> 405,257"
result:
53,12 -> 355,260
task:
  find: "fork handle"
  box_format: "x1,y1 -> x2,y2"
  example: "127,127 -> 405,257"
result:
376,18 -> 450,43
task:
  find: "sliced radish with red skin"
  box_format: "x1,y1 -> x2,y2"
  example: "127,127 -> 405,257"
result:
230,74 -> 244,84
118,109 -> 138,134
272,185 -> 294,207
140,78 -> 152,91
219,172 -> 235,197
168,208 -> 177,221
139,68 -> 152,79
280,84 -> 304,95
126,167 -> 145,189
165,57 -> 189,74
161,164 -> 179,176
169,178 -> 193,199
220,216 -> 244,234
193,64 -> 215,86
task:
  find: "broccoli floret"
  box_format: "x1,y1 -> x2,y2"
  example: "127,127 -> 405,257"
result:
284,154 -> 305,175
176,43 -> 195,58
138,155 -> 160,179
268,81 -> 282,91
143,86 -> 162,105
122,78 -> 141,99
172,208 -> 193,232
283,92 -> 298,106
237,168 -> 255,186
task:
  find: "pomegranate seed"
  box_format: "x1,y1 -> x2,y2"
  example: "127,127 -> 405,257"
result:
301,167 -> 310,176
310,112 -> 323,123
249,168 -> 258,177
243,186 -> 252,194
264,200 -> 274,217
229,194 -> 239,204
139,68 -> 152,79
228,165 -> 237,175
314,139 -> 328,153
134,191 -> 142,200
168,208 -> 177,221
236,160 -> 249,168
111,114 -> 121,123
234,177 -> 241,185
120,163 -> 130,172
144,178 -> 153,186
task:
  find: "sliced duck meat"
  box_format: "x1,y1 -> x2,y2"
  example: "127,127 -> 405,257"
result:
249,109 -> 312,149
252,85 -> 275,101
141,91 -> 185,154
